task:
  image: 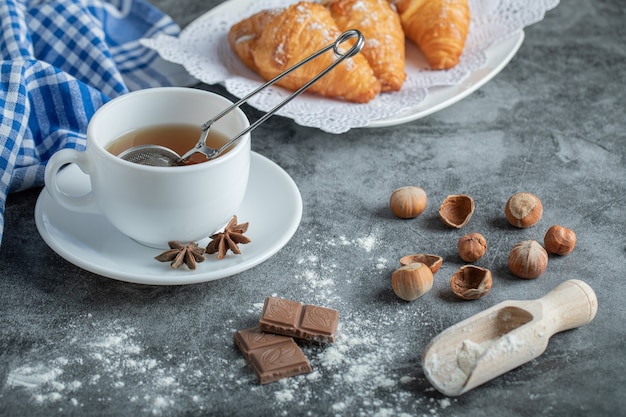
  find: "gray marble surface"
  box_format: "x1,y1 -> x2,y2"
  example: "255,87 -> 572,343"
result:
1,0 -> 625,416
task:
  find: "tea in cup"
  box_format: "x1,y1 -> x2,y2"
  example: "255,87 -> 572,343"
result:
44,87 -> 251,248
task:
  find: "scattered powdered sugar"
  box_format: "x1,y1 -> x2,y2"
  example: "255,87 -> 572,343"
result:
321,232 -> 378,252
294,231 -> 386,304
264,231 -> 457,415
6,359 -> 80,405
5,319 -> 192,415
355,235 -> 377,252
5,232 -> 457,415
439,398 -> 452,409
275,41 -> 287,66
376,257 -> 389,269
274,388 -> 295,402
367,38 -> 381,48
352,0 -> 368,12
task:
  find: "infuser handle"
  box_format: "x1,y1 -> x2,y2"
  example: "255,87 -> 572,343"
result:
185,30 -> 365,161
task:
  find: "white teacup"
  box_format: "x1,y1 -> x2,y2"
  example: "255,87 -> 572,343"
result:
44,87 -> 251,248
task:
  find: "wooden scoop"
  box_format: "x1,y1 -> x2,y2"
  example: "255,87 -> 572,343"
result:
422,279 -> 598,396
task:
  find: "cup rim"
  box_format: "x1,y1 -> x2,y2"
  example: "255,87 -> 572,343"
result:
87,87 -> 251,171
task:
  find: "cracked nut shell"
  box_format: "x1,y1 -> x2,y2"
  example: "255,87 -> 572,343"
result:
504,192 -> 543,228
450,265 -> 492,300
438,194 -> 475,228
391,262 -> 434,301
399,254 -> 443,274
508,240 -> 548,279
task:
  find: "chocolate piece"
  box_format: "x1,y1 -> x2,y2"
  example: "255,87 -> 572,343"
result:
234,327 -> 293,360
259,297 -> 339,343
234,327 -> 312,384
248,339 -> 312,384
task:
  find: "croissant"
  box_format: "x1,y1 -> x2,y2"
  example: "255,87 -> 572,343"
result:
228,2 -> 381,103
395,0 -> 470,70
327,0 -> 406,92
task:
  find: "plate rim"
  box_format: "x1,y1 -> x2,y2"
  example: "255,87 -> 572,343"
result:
34,152 -> 302,285
366,30 -> 525,127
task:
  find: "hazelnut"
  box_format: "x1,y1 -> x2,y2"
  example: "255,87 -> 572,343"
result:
450,265 -> 492,300
389,186 -> 427,219
399,254 -> 443,274
504,192 -> 543,228
457,233 -> 487,263
438,194 -> 475,228
391,262 -> 434,301
508,240 -> 548,279
543,225 -> 577,255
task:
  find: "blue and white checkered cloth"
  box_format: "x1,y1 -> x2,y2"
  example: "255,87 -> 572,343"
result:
0,0 -> 195,247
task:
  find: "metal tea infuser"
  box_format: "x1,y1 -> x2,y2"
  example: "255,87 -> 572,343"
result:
118,30 -> 365,167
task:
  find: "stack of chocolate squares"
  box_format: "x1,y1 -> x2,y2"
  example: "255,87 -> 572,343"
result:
234,296 -> 339,384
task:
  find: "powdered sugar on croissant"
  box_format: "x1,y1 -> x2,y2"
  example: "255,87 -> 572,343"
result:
327,0 -> 406,92
228,2 -> 381,103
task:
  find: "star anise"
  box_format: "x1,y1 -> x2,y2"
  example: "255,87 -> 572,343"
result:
205,215 -> 251,260
155,241 -> 205,269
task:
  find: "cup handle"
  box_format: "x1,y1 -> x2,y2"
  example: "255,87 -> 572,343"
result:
44,148 -> 100,214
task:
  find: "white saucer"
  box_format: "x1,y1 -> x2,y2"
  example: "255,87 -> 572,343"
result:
35,152 -> 302,285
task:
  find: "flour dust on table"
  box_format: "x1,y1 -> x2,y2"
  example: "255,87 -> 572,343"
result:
6,318 -> 188,415
4,230 -> 461,416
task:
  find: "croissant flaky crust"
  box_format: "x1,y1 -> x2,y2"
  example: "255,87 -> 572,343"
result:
327,0 -> 406,92
395,0 -> 470,70
228,2 -> 381,103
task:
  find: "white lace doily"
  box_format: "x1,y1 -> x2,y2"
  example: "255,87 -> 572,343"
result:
142,0 -> 559,133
